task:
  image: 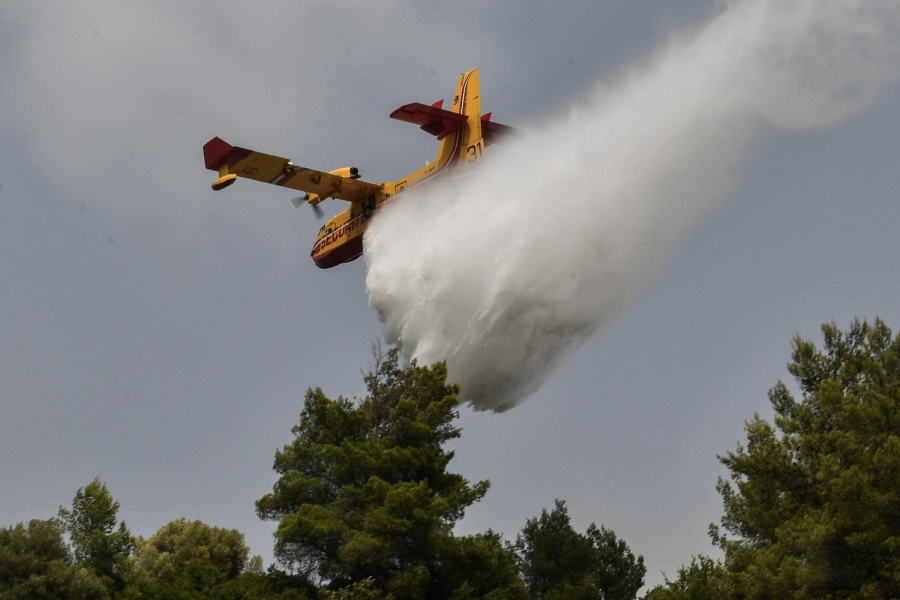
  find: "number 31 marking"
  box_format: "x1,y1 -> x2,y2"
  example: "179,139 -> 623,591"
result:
466,141 -> 483,163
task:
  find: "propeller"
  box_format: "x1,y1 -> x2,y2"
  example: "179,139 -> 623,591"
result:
290,194 -> 325,219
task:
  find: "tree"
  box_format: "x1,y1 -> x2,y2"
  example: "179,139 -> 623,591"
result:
317,578 -> 388,600
585,525 -> 647,600
510,500 -> 645,600
0,518 -> 108,599
511,500 -> 594,599
713,318 -> 900,598
58,478 -> 134,595
641,556 -> 727,600
135,518 -> 260,594
256,348 -> 525,600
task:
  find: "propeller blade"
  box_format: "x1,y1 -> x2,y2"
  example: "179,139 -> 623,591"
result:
290,194 -> 325,219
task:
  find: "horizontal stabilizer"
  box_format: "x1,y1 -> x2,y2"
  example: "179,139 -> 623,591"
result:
480,113 -> 516,147
390,102 -> 468,140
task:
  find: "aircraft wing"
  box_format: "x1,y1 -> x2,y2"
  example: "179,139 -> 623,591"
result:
389,101 -> 468,140
203,137 -> 381,201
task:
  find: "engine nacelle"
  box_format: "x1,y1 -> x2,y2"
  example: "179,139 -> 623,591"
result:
329,167 -> 360,180
291,168 -> 359,209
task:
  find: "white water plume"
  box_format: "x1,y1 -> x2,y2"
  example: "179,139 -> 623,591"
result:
364,0 -> 900,411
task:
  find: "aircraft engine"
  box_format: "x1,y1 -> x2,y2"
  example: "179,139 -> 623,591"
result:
290,192 -> 325,219
289,168 -> 359,219
290,192 -> 322,207
329,167 -> 360,180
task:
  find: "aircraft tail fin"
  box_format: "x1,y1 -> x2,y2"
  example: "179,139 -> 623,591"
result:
446,68 -> 484,169
390,68 -> 514,170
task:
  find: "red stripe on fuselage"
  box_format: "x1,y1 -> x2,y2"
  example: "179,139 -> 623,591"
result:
313,235 -> 363,269
311,212 -> 368,268
312,213 -> 367,255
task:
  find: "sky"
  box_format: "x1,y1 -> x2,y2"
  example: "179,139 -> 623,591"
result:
3,0 -> 900,590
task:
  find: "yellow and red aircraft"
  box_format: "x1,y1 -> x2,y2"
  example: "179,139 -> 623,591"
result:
203,68 -> 513,268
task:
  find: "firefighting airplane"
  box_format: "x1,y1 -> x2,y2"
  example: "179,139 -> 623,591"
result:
203,68 -> 513,268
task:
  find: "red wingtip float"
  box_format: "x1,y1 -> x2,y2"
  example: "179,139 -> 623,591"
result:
203,68 -> 514,269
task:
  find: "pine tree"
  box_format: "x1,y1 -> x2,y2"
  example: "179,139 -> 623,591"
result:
256,348 -> 525,600
58,478 -> 133,595
714,318 -> 900,598
510,500 -> 645,600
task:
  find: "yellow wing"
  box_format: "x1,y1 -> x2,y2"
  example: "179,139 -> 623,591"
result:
203,137 -> 381,202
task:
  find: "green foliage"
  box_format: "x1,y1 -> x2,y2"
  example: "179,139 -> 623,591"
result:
318,577 -> 389,600
584,524 -> 647,600
135,518 -> 256,592
132,570 -> 311,600
0,518 -> 108,600
510,500 -> 645,600
714,318 -> 900,598
205,567 -> 314,600
58,478 -> 134,595
256,349 -> 523,600
434,531 -> 527,600
641,556 -> 727,600
511,500 -> 594,598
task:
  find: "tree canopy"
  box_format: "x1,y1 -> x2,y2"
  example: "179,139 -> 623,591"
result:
4,345 -> 651,600
0,518 -> 108,600
510,499 -> 645,600
135,518 -> 260,593
58,477 -> 134,596
256,348 -> 524,599
642,556 -> 726,600
713,318 -> 900,598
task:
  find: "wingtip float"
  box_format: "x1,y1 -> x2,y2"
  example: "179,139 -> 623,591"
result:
203,68 -> 514,269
